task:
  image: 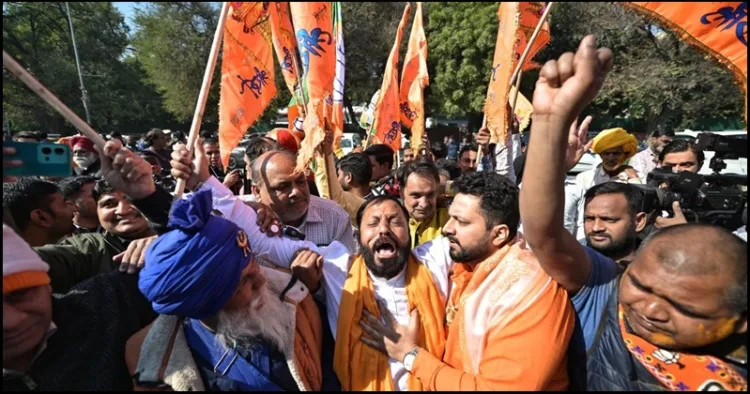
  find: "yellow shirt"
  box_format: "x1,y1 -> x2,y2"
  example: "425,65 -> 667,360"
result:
409,208 -> 450,248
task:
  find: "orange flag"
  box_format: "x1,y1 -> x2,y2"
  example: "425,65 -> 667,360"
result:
369,3 -> 412,153
331,1 -> 346,158
400,2 -> 429,151
517,2 -> 551,71
621,2 -> 747,122
269,2 -> 299,97
484,2 -> 520,144
290,2 -> 335,170
219,2 -> 277,168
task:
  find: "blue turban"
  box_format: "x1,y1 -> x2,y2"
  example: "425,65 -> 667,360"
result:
139,188 -> 252,319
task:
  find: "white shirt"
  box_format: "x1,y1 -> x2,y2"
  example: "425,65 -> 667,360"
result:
477,135 -> 518,184
518,179 -> 585,242
205,179 -> 453,391
629,148 -> 658,181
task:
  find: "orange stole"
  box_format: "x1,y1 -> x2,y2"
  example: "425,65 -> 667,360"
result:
333,254 -> 446,391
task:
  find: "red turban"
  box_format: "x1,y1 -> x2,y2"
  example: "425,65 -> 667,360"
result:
68,135 -> 97,154
267,128 -> 302,156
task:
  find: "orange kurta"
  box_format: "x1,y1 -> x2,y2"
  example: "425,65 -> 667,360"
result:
411,240 -> 576,391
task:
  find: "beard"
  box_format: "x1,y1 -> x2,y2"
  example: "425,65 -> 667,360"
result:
361,241 -> 410,280
446,233 -> 492,263
215,286 -> 293,354
586,227 -> 638,260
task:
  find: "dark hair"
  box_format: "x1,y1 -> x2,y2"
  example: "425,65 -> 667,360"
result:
452,172 -> 520,237
13,131 -> 42,142
584,182 -> 644,218
58,176 -> 98,201
144,128 -> 164,145
202,136 -> 219,146
2,178 -> 60,231
92,179 -> 118,202
430,141 -> 447,160
397,159 -> 440,188
200,130 -> 215,140
242,136 -> 281,163
355,195 -> 410,229
337,152 -> 372,186
659,139 -> 705,165
650,129 -> 676,138
459,144 -> 478,160
364,144 -> 395,168
435,158 -> 462,180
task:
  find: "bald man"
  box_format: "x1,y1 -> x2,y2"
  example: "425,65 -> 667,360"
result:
521,36 -> 747,391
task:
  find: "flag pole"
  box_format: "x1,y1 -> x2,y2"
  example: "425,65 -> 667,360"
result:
65,2 -> 92,125
173,2 -> 230,200
478,2 -> 554,165
3,50 -> 106,148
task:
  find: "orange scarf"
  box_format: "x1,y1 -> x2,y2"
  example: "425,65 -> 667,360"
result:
333,254 -> 446,391
619,305 -> 747,391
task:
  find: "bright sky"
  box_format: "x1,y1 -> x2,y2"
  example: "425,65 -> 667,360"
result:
113,2 -> 139,27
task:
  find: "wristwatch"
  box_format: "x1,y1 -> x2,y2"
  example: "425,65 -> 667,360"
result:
402,347 -> 420,372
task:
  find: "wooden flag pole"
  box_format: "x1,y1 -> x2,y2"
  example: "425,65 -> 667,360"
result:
477,2 -> 554,165
173,2 -> 231,200
3,50 -> 106,148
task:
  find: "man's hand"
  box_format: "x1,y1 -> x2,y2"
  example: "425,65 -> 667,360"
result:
170,137 -> 210,190
624,168 -> 640,180
97,140 -> 156,200
564,116 -> 594,172
223,169 -> 242,188
113,235 -> 157,274
320,122 -> 335,156
243,200 -> 282,235
533,35 -> 613,125
3,146 -> 22,182
655,201 -> 688,229
290,249 -> 323,293
360,301 -> 420,362
475,127 -> 491,154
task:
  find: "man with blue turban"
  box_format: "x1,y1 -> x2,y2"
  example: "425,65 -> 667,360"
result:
125,188 -> 340,391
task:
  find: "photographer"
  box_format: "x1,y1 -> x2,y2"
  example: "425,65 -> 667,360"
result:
658,139 -> 704,174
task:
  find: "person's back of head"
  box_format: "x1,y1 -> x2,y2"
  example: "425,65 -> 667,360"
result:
144,128 -> 164,148
435,158 -> 461,180
337,152 -> 372,188
431,141 -> 448,161
243,136 -> 282,164
13,131 -> 42,143
2,178 -> 73,245
364,144 -> 395,168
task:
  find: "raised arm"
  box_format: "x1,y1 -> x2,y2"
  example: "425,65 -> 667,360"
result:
519,36 -> 613,293
315,134 -> 364,224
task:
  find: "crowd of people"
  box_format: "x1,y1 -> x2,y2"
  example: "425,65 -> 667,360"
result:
2,35 -> 747,391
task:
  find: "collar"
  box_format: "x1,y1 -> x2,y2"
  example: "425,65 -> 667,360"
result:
368,263 -> 407,288
2,322 -> 57,378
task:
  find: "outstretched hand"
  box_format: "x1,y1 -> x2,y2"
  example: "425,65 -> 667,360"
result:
564,115 -> 594,172
97,140 -> 155,200
532,35 -> 613,125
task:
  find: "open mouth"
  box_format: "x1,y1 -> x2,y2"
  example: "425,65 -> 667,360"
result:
373,238 -> 397,259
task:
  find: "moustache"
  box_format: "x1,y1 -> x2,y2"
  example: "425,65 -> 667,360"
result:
446,235 -> 461,246
587,232 -> 611,240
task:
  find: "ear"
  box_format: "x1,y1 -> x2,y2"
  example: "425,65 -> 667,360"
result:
252,184 -> 261,199
30,209 -> 52,228
344,172 -> 352,185
634,212 -> 648,233
490,224 -> 511,248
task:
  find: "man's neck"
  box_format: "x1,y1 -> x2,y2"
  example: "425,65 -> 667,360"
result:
74,216 -> 99,231
602,166 -> 627,178
351,185 -> 371,199
22,228 -> 58,247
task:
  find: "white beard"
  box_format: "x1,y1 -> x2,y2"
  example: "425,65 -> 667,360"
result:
214,286 -> 294,355
73,155 -> 97,169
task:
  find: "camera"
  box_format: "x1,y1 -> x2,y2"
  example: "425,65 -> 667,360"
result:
633,133 -> 747,230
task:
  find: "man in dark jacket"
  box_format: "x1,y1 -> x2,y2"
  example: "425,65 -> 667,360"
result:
521,35 -> 747,391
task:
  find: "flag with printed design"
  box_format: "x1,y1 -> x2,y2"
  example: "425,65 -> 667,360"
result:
516,2 -> 551,71
484,2 -> 520,144
400,2 -> 429,151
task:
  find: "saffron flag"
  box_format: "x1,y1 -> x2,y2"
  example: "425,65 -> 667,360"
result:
369,3 -> 412,153
400,2 -> 429,152
509,85 -> 533,132
269,2 -> 299,97
621,2 -> 747,118
517,2 -> 551,71
484,2 -> 521,145
331,2 -> 346,158
219,2 -> 277,168
290,2 -> 335,171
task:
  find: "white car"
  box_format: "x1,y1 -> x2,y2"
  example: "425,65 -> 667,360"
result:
674,130 -> 746,177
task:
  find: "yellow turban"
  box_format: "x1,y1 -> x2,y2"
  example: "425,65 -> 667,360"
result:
591,128 -> 638,161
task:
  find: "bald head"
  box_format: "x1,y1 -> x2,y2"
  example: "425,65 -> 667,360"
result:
251,150 -> 297,187
638,223 -> 747,312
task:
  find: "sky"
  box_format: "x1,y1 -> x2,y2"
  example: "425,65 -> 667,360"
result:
113,2 -> 139,28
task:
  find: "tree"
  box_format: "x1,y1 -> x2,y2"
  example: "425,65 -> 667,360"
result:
426,2 -> 746,131
3,2 -> 174,135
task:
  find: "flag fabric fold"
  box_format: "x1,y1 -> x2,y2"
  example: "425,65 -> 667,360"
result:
517,2 -> 551,71
369,3 -> 412,153
269,2 -> 299,97
290,2 -> 335,171
219,2 -> 277,168
400,2 -> 429,151
331,2 -> 346,158
484,2 -> 521,145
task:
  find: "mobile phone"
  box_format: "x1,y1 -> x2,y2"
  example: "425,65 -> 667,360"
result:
4,141 -> 72,178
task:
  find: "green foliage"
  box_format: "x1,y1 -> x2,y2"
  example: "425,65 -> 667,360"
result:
3,2 -> 174,135
425,2 -> 746,131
